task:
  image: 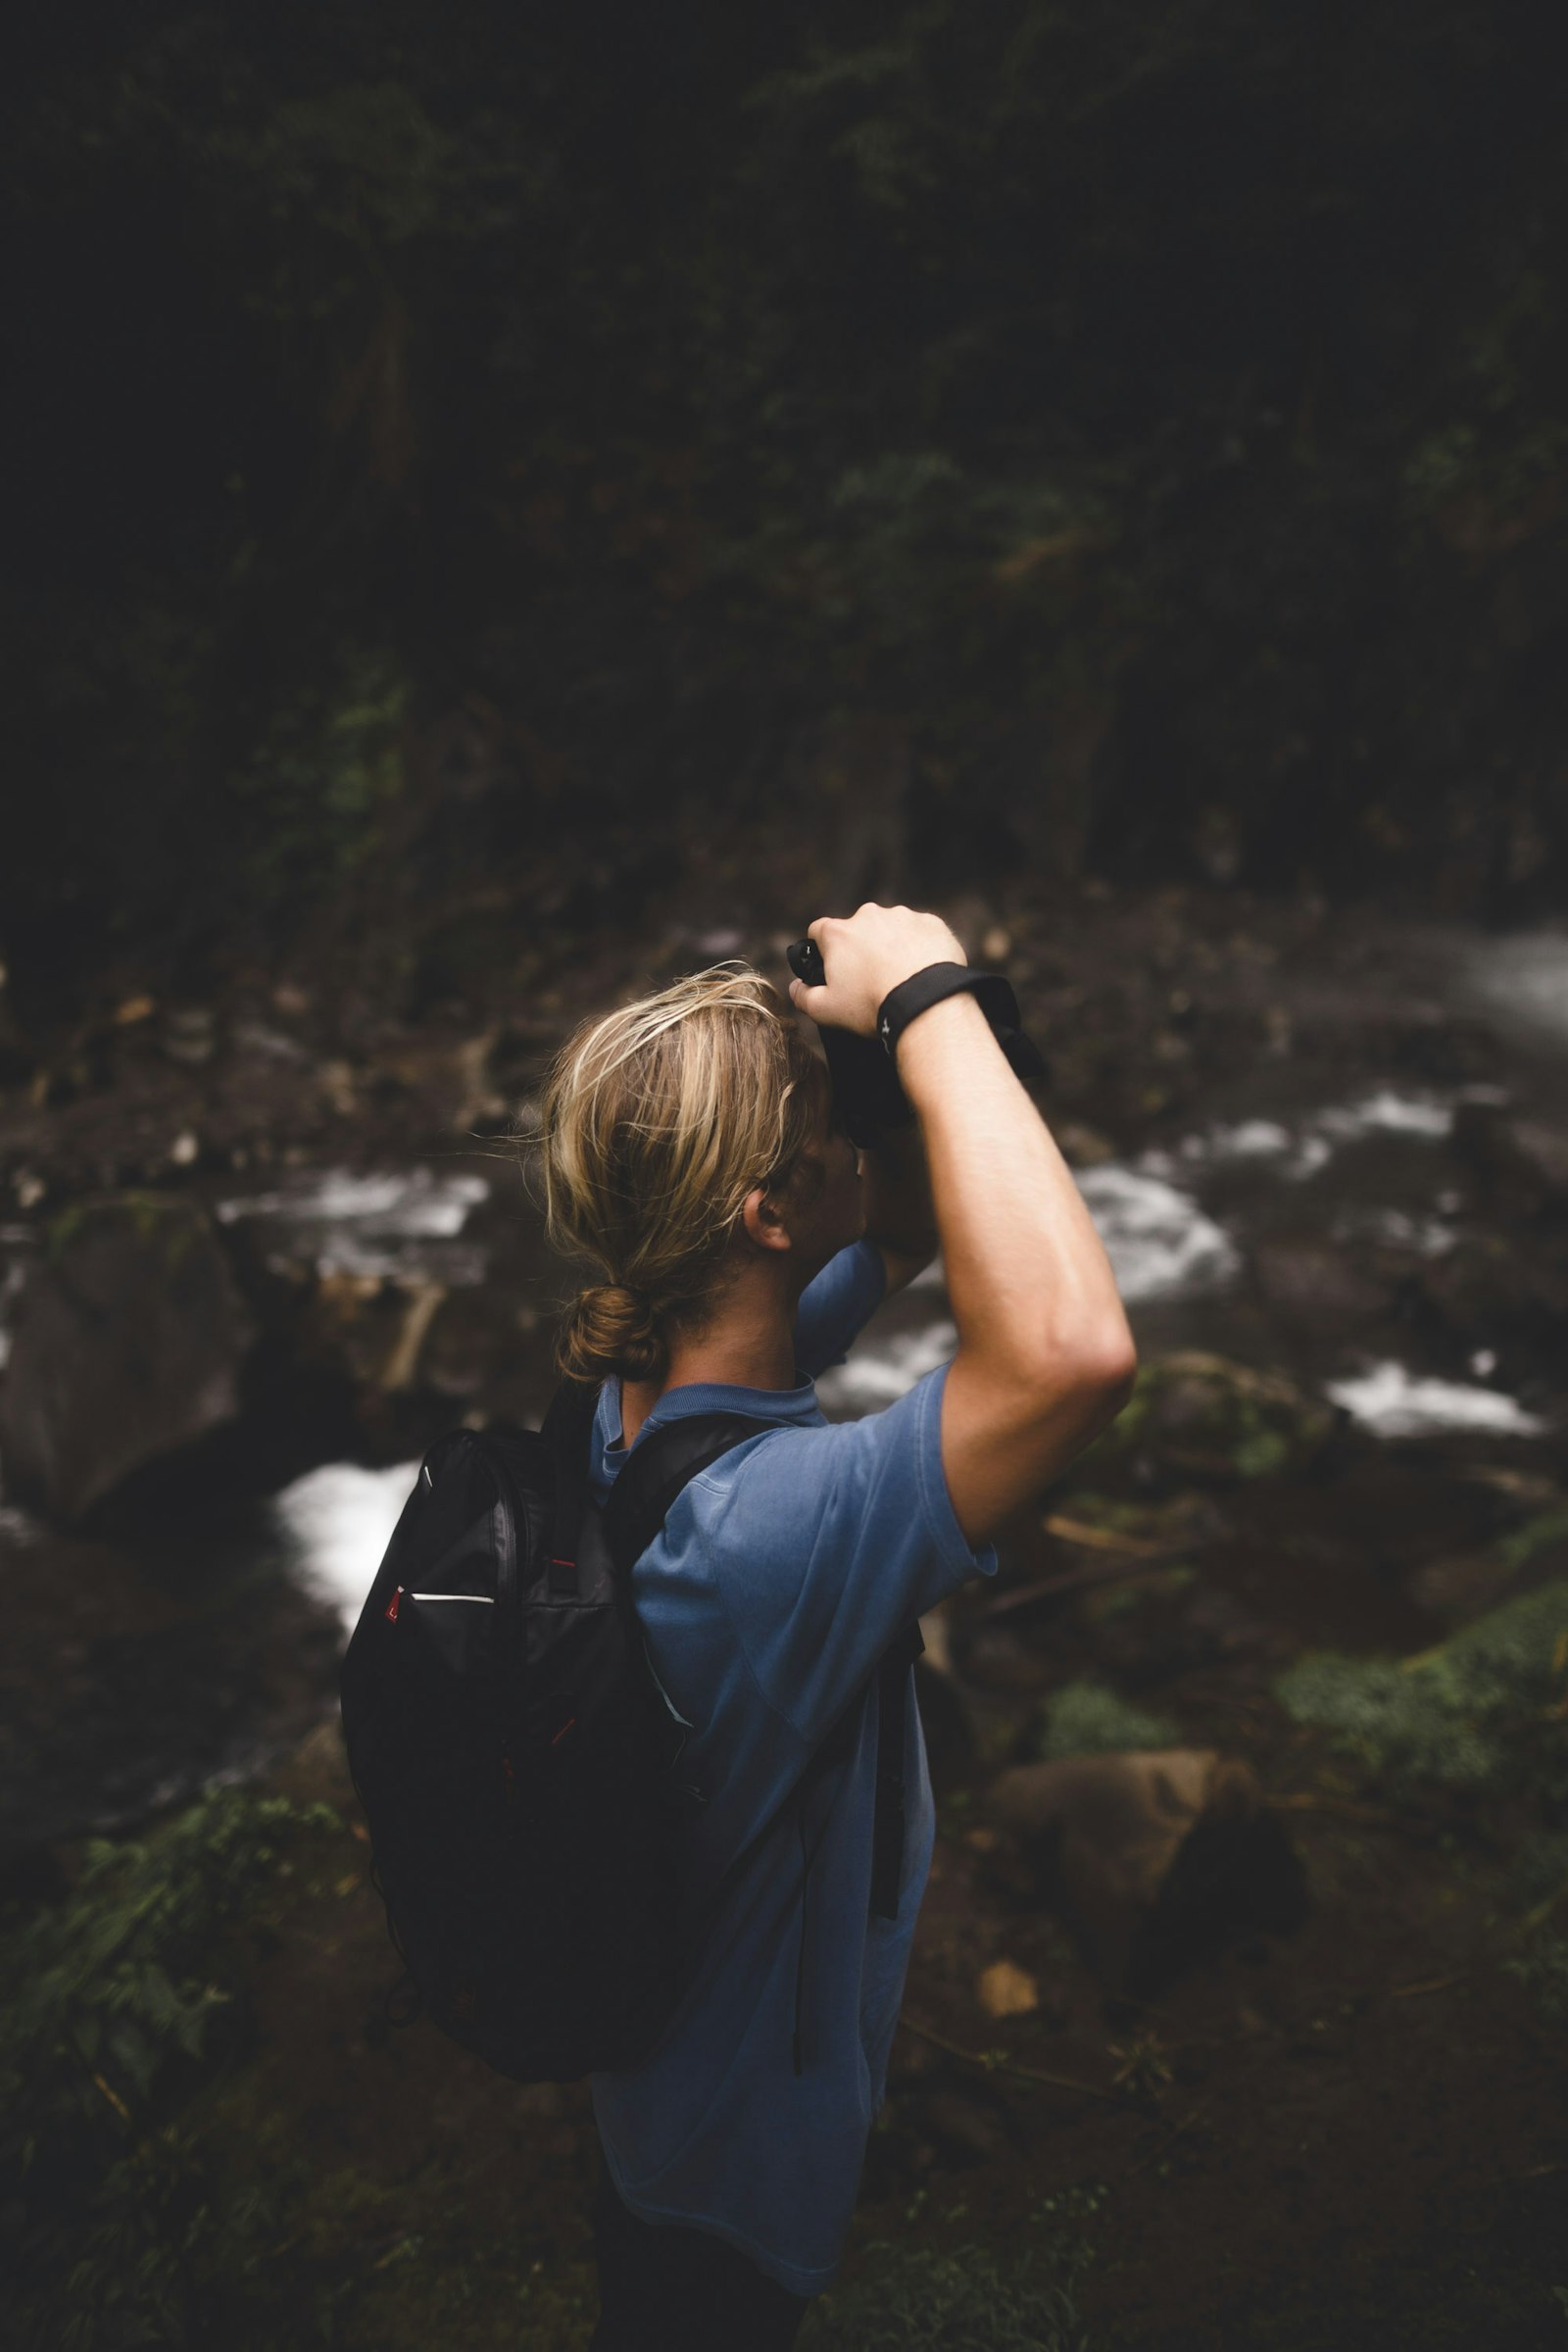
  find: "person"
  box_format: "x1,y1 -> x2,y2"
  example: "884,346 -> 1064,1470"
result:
530,903 -> 1138,2351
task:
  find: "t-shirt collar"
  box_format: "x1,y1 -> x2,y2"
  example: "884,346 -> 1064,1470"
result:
598,1368 -> 819,1458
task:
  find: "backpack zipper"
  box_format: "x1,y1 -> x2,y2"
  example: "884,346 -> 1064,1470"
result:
384,1589 -> 493,1617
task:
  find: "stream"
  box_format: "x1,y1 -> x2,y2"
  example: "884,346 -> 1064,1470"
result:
2,912 -> 1565,1876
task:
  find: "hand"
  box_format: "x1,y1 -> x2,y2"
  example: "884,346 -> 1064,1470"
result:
786,905 -> 967,1039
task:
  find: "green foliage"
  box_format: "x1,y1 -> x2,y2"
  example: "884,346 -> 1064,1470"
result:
1495,1508 -> 1568,1580
1033,1676 -> 1182,1760
1271,1579 -> 1568,1805
1496,1829 -> 1568,2030
1090,1564 -> 1197,1622
798,2222 -> 1098,2351
0,1789 -> 339,2351
1503,1933 -> 1568,2029
232,645 -> 412,904
1501,1828 -> 1568,1915
6,0 -> 1568,1008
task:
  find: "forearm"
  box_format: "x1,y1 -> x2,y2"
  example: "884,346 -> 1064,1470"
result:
859,1118 -> 939,1255
892,992 -> 1135,1374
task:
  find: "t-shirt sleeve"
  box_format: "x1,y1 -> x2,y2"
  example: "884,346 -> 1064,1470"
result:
705,1356 -> 1000,1745
792,1237 -> 888,1380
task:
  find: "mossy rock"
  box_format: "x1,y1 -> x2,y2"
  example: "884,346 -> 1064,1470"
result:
0,1194 -> 254,1520
1032,1677 -> 1183,1762
1271,1577 -> 1568,1805
1072,1350 -> 1342,1490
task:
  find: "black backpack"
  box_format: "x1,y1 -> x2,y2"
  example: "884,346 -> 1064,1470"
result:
338,1375 -> 924,2082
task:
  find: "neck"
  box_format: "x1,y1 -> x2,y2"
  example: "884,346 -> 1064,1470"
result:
637,1321 -> 800,1398
617,1277 -> 805,1443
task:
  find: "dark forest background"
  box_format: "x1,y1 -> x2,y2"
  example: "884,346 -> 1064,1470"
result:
5,0 -> 1567,1032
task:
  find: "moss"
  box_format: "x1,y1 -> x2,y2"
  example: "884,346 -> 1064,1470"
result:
1495,1508 -> 1568,1579
0,1789 -> 341,2352
1084,1564 -> 1198,1622
1271,1578 -> 1568,1805
1032,1677 -> 1182,1760
1502,1932 -> 1568,2028
233,647 -> 411,906
44,1192 -> 203,1269
799,2199 -> 1102,2351
1501,1828 -> 1568,1915
1070,1353 -> 1335,1490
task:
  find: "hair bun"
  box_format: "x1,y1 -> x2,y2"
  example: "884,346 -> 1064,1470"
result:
580,1280 -> 651,1315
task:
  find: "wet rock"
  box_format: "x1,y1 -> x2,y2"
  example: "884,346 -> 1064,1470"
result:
0,1496 -> 341,1871
1251,1237 -> 1397,1329
984,1748 -> 1307,1998
305,1272 -> 440,1391
232,1017 -> 310,1065
1452,1102 -> 1568,1220
1054,1119 -> 1118,1167
1079,1350 -> 1343,1489
1412,1229 -> 1568,1360
160,1005 -> 217,1066
1404,1506 -> 1568,1624
0,1196 -> 253,1522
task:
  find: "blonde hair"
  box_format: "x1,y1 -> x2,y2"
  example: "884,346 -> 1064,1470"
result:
526,959 -> 831,1390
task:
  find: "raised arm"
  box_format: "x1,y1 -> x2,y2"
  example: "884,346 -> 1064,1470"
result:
790,904 -> 1137,1549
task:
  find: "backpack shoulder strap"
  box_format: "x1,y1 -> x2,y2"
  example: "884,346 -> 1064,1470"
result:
599,1410 -> 781,1582
604,1405 -> 928,1915
870,1616 -> 925,1917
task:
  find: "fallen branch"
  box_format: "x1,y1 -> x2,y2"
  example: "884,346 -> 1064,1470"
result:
981,1543 -> 1209,1620
1041,1512 -> 1182,1555
1266,1791 -> 1409,1826
898,2015 -> 1151,2112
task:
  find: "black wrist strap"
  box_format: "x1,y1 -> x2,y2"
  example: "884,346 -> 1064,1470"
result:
876,962 -> 1050,1084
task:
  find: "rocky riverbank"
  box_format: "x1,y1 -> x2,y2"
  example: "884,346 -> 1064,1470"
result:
2,867 -> 1567,2344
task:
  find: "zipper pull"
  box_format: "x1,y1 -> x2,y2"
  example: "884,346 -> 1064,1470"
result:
384,1587 -> 403,1623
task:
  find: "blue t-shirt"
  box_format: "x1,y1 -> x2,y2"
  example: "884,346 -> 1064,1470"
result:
586,1237 -> 1000,2296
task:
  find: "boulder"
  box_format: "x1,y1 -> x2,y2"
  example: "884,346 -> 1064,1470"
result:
1251,1238 -> 1396,1329
1451,1102 -> 1568,1221
0,1196 -> 253,1523
985,1747 -> 1307,1996
1079,1349 -> 1343,1488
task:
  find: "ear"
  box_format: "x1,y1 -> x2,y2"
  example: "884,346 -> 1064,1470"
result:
740,1178 -> 796,1253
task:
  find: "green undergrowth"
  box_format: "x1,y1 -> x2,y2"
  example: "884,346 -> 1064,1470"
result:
0,1788 -> 341,2351
1494,1828 -> 1568,2031
800,2184 -> 1104,2350
1270,1577 -> 1568,1808
1501,1827 -> 1568,1915
1503,1932 -> 1568,2028
1032,1677 -> 1182,1761
1497,1507 -> 1568,1574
